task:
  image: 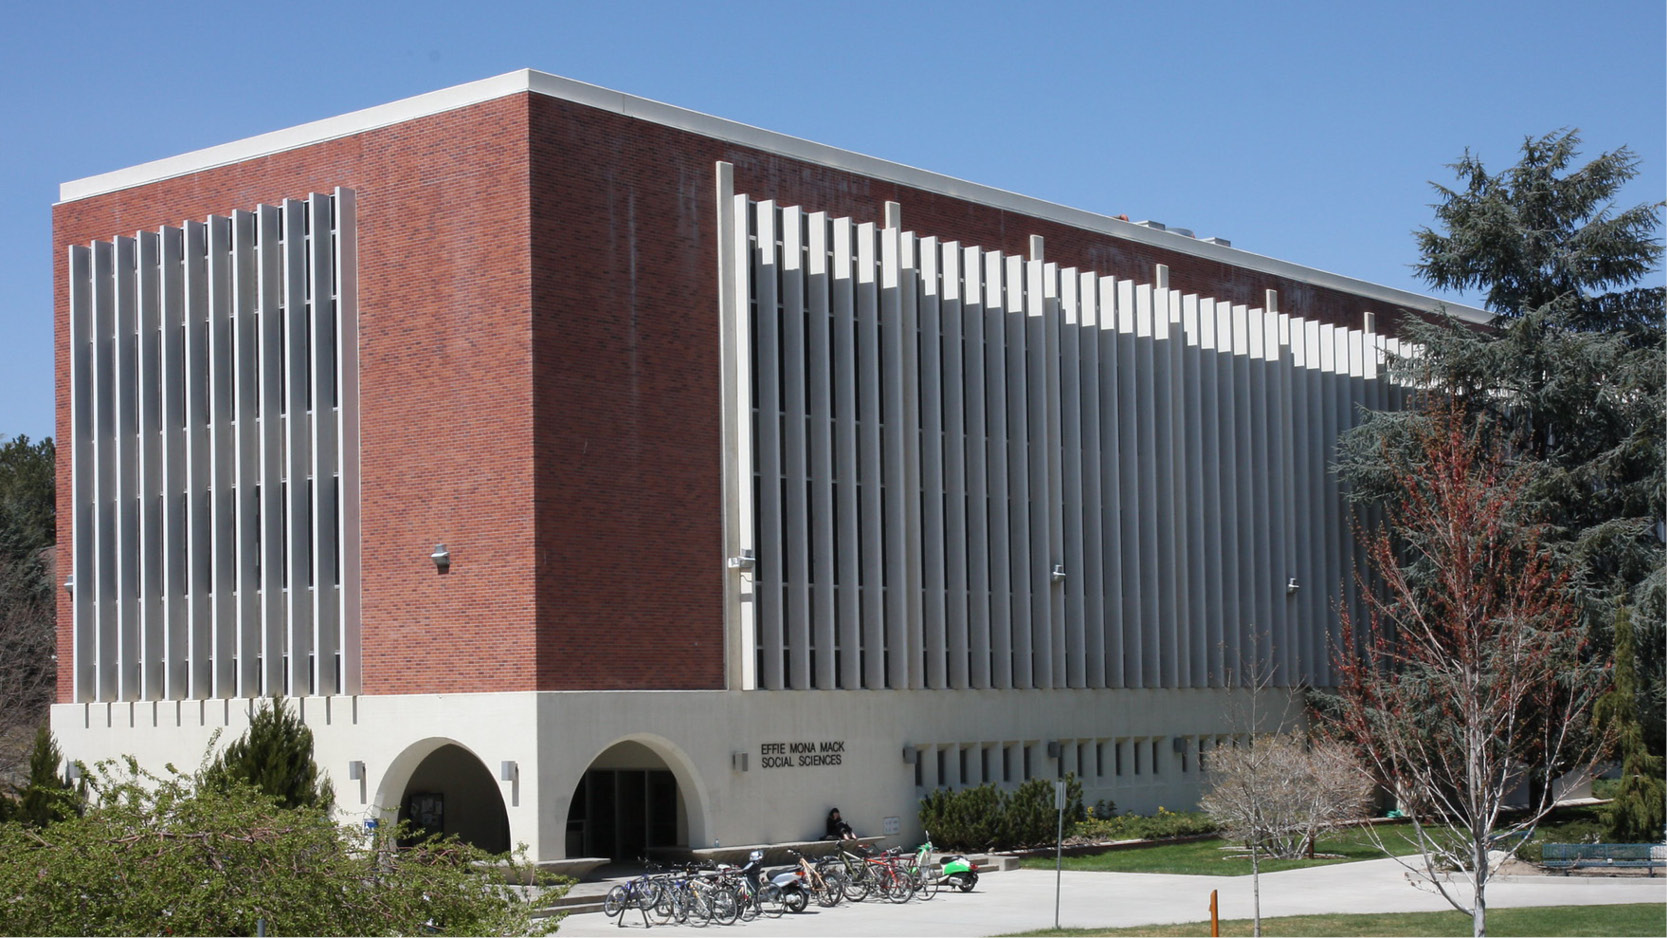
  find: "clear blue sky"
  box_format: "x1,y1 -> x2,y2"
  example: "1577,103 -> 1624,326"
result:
3,0 -> 1661,444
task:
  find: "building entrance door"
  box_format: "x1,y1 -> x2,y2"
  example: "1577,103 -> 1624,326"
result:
567,769 -> 679,861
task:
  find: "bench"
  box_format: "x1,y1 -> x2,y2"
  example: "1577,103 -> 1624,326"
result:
1541,843 -> 1666,875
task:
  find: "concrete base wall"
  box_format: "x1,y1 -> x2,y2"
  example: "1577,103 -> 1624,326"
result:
53,684 -> 1300,861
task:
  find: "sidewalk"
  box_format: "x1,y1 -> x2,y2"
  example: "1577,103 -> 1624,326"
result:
552,859 -> 1667,937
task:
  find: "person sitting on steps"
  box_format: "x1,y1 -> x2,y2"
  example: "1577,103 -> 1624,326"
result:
824,806 -> 856,841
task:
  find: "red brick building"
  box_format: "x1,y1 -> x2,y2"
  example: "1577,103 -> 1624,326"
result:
52,70 -> 1483,862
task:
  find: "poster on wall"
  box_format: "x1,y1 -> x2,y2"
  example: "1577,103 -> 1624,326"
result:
408,792 -> 445,835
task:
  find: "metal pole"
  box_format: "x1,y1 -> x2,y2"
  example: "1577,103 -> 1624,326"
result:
1054,779 -> 1066,930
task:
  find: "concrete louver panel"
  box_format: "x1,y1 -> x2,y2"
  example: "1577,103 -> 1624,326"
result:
1179,295 -> 1208,688
939,244 -> 971,691
1195,301 -> 1226,686
959,245 -> 992,690
113,236 -> 138,701
831,219 -> 860,691
856,223 -> 885,690
984,252 -> 1014,690
780,206 -> 812,691
1095,276 -> 1125,689
805,212 -> 837,691
231,209 -> 260,697
65,191 -> 358,703
279,200 -> 311,698
1059,270 -> 1087,688
749,200 -> 785,691
723,194 -> 1400,692
919,238 -> 947,690
1131,283 -> 1159,688
1005,253 -> 1033,691
136,232 -> 164,700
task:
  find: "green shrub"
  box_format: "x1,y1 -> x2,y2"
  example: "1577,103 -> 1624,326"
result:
16,725 -> 79,828
0,756 -> 565,936
200,695 -> 333,811
1075,807 -> 1217,842
919,775 -> 1085,851
920,783 -> 1005,850
1004,776 -> 1085,848
1512,805 -> 1611,861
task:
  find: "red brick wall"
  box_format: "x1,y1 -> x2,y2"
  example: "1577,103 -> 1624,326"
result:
716,148 -> 1429,333
54,88 -> 1439,701
53,96 -> 541,700
519,96 -> 1437,691
527,99 -> 729,689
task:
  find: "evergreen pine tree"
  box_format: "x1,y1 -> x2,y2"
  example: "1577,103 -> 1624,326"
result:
204,696 -> 333,811
17,724 -> 75,827
1,435 -> 57,779
1339,130 -> 1664,695
1414,129 -> 1664,338
1595,606 -> 1666,842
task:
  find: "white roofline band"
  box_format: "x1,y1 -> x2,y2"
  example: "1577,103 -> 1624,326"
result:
59,69 -> 1488,323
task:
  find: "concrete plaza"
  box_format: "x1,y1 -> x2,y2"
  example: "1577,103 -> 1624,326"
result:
553,858 -> 1667,937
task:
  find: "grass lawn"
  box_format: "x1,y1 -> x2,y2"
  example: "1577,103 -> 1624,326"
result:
1004,902 -> 1666,937
1019,826 -> 1424,876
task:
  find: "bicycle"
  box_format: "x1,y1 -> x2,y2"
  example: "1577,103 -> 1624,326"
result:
816,842 -> 874,902
657,861 -> 738,926
864,847 -> 917,903
649,865 -> 708,926
786,848 -> 845,908
903,837 -> 939,900
718,851 -> 783,921
602,861 -> 667,928
692,864 -> 740,926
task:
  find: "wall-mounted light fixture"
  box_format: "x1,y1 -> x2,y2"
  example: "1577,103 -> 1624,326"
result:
63,575 -> 74,595
902,745 -> 918,765
1046,740 -> 1062,759
1286,577 -> 1300,595
731,752 -> 749,772
727,549 -> 755,572
1051,564 -> 1066,585
431,544 -> 451,572
347,760 -> 365,781
499,761 -> 518,783
1172,737 -> 1188,754
65,762 -> 83,782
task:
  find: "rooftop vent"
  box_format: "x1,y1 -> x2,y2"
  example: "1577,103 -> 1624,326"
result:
1134,219 -> 1201,239
1134,219 -> 1229,245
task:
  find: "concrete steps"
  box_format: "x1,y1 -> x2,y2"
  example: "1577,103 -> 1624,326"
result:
535,880 -> 613,919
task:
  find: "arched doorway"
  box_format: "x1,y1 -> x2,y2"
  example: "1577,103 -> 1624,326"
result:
567,740 -> 688,861
395,743 -> 511,854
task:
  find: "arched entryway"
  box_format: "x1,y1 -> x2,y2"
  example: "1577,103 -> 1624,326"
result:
393,742 -> 511,854
567,739 -> 690,862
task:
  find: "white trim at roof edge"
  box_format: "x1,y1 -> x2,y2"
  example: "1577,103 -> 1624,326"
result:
58,71 -> 535,204
59,68 -> 1489,324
